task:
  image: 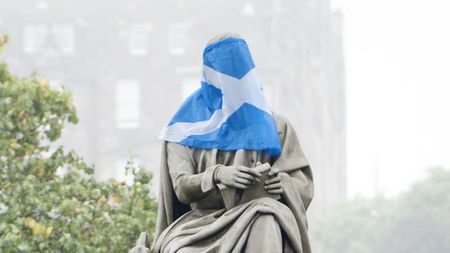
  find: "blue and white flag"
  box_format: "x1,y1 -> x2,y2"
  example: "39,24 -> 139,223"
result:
159,37 -> 281,156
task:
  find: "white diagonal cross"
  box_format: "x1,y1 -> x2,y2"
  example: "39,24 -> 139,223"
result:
159,66 -> 272,142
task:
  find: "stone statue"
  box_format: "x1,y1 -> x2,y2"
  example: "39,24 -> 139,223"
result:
131,33 -> 314,253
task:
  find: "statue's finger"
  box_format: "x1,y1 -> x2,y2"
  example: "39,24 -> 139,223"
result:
234,182 -> 250,189
237,172 -> 256,181
236,177 -> 254,185
264,176 -> 281,185
239,166 -> 261,178
268,188 -> 283,194
264,182 -> 282,190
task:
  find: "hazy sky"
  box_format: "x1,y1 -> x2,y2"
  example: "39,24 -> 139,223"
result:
331,0 -> 450,198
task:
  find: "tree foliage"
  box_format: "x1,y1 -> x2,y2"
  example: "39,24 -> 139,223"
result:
311,167 -> 450,253
0,35 -> 157,252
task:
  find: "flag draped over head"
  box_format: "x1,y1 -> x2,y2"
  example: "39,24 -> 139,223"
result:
159,37 -> 281,156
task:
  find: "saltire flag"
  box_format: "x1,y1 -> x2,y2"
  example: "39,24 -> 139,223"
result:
159,37 -> 281,156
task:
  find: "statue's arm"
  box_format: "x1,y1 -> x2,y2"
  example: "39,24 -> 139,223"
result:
167,142 -> 220,204
271,113 -> 314,210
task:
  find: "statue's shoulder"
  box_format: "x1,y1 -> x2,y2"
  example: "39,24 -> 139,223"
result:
164,141 -> 194,155
271,111 -> 293,132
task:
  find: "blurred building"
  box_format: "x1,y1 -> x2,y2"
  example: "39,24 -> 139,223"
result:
0,0 -> 346,211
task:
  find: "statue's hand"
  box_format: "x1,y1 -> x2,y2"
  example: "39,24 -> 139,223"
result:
264,168 -> 284,194
215,165 -> 262,189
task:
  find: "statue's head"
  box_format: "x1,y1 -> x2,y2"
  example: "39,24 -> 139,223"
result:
160,32 -> 281,156
202,33 -> 255,81
206,32 -> 243,47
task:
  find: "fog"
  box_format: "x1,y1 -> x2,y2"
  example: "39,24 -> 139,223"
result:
1,0 -> 448,252
335,0 -> 450,199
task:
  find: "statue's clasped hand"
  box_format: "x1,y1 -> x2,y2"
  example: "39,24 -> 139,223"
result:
215,165 -> 262,189
265,168 -> 284,194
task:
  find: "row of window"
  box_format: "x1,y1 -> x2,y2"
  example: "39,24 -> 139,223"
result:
115,79 -> 276,130
23,24 -> 74,53
22,23 -> 189,55
115,79 -> 198,129
116,80 -> 140,128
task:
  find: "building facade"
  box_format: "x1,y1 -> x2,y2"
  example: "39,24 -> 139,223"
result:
0,0 -> 346,212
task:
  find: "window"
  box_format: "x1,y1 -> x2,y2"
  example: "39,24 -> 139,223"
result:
23,25 -> 48,53
36,1 -> 48,10
52,24 -> 75,54
168,23 -> 188,55
129,23 -> 152,56
23,24 -> 75,54
242,3 -> 255,17
116,80 -> 140,128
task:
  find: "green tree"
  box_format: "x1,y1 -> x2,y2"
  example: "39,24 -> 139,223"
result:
380,167 -> 450,253
311,167 -> 450,253
0,35 -> 157,252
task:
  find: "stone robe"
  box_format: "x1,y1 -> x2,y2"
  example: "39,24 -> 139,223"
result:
151,113 -> 314,253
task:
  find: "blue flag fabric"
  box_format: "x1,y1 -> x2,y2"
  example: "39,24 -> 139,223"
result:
159,37 -> 281,156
